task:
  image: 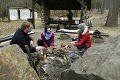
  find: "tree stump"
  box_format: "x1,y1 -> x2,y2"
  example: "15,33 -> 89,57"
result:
59,34 -> 71,40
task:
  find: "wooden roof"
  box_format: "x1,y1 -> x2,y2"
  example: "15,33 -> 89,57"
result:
36,0 -> 91,10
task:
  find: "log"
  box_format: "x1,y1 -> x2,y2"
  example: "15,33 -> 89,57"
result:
0,32 -> 34,43
0,35 -> 13,43
57,29 -> 110,37
25,45 -> 40,78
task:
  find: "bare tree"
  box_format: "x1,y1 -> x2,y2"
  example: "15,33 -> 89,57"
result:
105,0 -> 120,27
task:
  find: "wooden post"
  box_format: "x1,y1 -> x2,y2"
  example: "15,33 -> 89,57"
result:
25,45 -> 40,78
41,2 -> 45,27
7,1 -> 10,22
7,7 -> 10,22
80,0 -> 84,23
32,0 -> 35,29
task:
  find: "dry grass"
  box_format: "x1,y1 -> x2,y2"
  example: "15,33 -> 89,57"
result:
0,20 -> 23,37
0,18 -> 41,38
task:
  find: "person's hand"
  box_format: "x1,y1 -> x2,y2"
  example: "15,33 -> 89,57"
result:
30,40 -> 34,46
73,41 -> 77,43
70,42 -> 75,45
51,46 -> 56,49
50,46 -> 52,48
50,46 -> 55,49
47,47 -> 51,52
36,46 -> 43,51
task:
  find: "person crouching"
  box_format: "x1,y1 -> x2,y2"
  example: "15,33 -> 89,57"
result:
70,23 -> 92,54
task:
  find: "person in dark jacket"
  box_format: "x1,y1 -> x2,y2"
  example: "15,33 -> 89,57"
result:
37,25 -> 54,49
10,21 -> 44,53
70,23 -> 92,52
67,9 -> 73,21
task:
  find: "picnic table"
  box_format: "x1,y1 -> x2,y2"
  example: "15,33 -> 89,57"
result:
47,19 -> 80,28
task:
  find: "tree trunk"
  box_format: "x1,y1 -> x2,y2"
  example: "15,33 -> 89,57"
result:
100,0 -> 105,14
77,0 -> 84,22
105,0 -> 120,27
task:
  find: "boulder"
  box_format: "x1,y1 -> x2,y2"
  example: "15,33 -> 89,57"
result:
59,35 -> 120,80
0,44 -> 39,80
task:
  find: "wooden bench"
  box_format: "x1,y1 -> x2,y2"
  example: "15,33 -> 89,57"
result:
0,31 -> 34,43
0,35 -> 13,43
47,20 -> 80,28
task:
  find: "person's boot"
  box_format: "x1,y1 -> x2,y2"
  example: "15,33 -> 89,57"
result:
71,38 -> 76,41
78,48 -> 87,57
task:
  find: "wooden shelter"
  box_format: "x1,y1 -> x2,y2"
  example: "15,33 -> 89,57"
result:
36,0 -> 91,10
32,0 -> 91,28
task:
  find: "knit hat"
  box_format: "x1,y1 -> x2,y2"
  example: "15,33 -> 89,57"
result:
77,23 -> 86,32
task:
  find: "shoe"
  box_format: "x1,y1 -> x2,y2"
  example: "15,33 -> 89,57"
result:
78,50 -> 84,53
78,49 -> 84,53
78,48 -> 87,53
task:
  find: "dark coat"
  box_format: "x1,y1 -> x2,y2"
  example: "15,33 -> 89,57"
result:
10,28 -> 36,53
67,11 -> 73,21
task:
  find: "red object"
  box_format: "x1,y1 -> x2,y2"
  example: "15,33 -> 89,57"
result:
75,30 -> 92,48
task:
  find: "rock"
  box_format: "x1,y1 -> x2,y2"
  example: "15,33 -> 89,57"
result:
59,35 -> 120,80
53,57 -> 67,66
42,57 -> 67,74
0,44 -> 39,80
59,69 -> 82,80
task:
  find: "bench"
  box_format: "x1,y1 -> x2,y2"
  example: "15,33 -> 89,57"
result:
0,31 -> 35,43
56,29 -> 110,37
0,35 -> 13,43
47,20 -> 80,28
